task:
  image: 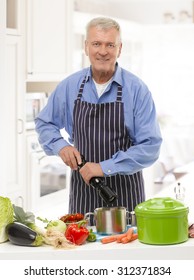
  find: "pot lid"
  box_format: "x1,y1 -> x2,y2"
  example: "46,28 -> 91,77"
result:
135,197 -> 188,216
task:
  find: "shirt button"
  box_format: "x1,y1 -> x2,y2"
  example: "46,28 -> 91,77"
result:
108,169 -> 111,173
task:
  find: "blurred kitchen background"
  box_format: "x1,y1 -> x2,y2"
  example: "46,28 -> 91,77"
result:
1,0 -> 194,217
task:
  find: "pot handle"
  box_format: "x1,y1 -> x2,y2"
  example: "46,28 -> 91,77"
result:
126,210 -> 136,226
84,212 -> 94,226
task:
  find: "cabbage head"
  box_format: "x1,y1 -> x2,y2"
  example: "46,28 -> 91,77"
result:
0,196 -> 14,243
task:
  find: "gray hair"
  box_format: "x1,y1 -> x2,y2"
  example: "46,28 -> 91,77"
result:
86,17 -> 122,41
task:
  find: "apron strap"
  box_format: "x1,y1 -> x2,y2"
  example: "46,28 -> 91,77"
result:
77,78 -> 86,99
116,85 -> 122,102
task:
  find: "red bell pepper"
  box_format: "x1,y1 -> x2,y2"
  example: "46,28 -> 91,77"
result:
65,220 -> 89,245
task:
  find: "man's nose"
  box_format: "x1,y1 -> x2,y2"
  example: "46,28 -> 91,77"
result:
98,45 -> 108,55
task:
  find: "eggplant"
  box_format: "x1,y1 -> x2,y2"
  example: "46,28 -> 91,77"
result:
6,222 -> 43,246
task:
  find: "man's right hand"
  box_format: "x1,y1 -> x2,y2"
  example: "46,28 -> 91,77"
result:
59,146 -> 82,170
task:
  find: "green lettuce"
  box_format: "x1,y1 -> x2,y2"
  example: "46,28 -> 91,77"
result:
0,196 -> 14,243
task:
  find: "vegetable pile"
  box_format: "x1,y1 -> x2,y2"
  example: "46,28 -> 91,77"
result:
0,196 -> 96,248
8,204 -> 74,249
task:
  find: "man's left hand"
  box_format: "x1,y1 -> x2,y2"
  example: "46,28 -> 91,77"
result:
79,162 -> 104,185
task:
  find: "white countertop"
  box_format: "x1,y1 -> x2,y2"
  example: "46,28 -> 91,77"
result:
1,235 -> 194,260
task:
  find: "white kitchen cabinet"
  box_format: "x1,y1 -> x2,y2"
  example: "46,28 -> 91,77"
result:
5,34 -> 26,207
0,0 -> 6,197
0,0 -> 26,208
26,0 -> 74,81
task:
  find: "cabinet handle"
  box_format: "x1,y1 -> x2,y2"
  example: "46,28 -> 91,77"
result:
17,119 -> 24,134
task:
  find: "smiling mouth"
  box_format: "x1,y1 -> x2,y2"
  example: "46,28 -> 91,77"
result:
96,58 -> 109,62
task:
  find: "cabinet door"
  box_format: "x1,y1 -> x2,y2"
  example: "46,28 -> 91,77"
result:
27,0 -> 73,80
5,35 -> 26,207
0,33 -> 7,197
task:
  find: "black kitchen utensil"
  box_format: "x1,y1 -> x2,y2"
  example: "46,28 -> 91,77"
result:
78,155 -> 117,205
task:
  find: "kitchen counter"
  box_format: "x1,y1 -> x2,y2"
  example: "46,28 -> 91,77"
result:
1,165 -> 194,261
1,236 -> 194,260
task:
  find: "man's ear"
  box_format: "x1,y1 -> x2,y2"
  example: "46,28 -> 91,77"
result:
85,40 -> 89,56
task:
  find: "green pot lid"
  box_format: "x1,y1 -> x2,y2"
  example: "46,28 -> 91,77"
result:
135,197 -> 188,216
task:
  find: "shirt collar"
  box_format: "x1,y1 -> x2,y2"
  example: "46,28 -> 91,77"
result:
85,63 -> 123,86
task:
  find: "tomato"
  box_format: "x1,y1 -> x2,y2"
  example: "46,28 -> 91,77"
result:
60,213 -> 84,223
75,213 -> 84,221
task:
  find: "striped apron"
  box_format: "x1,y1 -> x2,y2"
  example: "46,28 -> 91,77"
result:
68,78 -> 145,224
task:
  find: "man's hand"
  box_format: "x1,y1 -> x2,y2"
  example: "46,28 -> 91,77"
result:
79,162 -> 104,185
59,146 -> 82,170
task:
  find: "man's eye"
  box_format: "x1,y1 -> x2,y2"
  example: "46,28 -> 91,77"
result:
108,43 -> 115,49
92,42 -> 100,47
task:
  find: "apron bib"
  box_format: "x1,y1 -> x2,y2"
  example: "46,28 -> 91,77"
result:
68,78 -> 145,223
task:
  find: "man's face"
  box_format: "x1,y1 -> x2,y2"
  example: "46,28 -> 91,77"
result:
85,27 -> 122,74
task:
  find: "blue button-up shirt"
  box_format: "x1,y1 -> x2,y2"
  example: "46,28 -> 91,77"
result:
35,64 -> 162,176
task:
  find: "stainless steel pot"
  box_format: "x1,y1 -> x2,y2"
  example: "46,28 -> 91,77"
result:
85,206 -> 135,234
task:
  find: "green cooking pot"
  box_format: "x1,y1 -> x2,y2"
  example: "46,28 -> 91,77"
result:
135,197 -> 189,245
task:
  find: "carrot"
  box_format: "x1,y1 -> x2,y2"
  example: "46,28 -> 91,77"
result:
116,233 -> 127,243
121,236 -> 130,243
130,233 -> 138,241
101,232 -> 127,244
121,227 -> 134,244
121,232 -> 138,244
101,228 -> 136,244
101,236 -> 117,244
125,227 -> 134,239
